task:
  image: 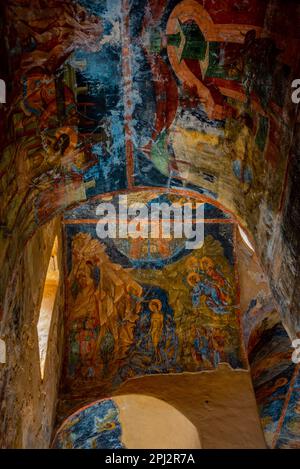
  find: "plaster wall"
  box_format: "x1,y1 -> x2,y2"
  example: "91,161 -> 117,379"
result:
115,394 -> 202,449
113,365 -> 266,449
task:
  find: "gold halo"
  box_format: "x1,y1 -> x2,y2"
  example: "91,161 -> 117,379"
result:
55,126 -> 78,150
199,256 -> 214,271
127,284 -> 142,297
275,377 -> 288,388
187,272 -> 200,286
149,299 -> 162,312
185,256 -> 199,270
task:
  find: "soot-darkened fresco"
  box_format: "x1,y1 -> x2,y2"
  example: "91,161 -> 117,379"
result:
249,315 -> 300,449
1,0 -> 298,300
61,192 -> 246,398
275,372 -> 300,449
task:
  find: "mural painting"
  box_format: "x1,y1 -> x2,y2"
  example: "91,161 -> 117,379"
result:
61,192 -> 246,399
52,399 -> 124,449
242,295 -> 278,353
0,0 -> 299,450
0,0 -> 297,290
249,318 -> 297,448
275,371 -> 300,449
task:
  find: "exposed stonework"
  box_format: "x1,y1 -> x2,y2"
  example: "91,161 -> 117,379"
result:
0,217 -> 64,448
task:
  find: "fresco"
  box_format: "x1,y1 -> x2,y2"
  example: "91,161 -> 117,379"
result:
242,295 -> 279,353
248,318 -> 297,448
132,0 -> 295,223
0,0 -> 297,306
275,370 -> 300,449
52,399 -> 124,449
61,192 -> 246,397
0,0 -> 297,275
0,0 -> 299,450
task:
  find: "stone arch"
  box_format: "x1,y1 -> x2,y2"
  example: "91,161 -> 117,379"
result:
0,0 -> 299,450
52,395 -> 201,449
56,188 -> 290,446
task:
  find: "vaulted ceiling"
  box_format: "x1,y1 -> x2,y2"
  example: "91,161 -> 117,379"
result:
0,0 -> 299,449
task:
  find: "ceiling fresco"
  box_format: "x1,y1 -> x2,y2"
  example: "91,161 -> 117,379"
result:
0,0 -> 298,302
0,0 -> 299,451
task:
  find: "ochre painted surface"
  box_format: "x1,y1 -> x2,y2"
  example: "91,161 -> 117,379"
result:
115,394 -> 201,449
114,366 -> 266,449
55,366 -> 265,449
53,395 -> 202,449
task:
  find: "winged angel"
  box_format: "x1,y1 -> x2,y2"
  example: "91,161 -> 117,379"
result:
134,234 -> 236,318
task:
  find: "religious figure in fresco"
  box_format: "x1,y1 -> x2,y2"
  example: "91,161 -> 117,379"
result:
0,127 -> 83,244
138,0 -> 290,225
67,233 -> 143,377
192,325 -> 228,368
201,256 -> 230,303
7,0 -> 104,77
162,1 -> 282,117
223,113 -> 258,193
185,256 -> 199,273
11,73 -> 78,138
117,290 -> 178,379
149,299 -> 164,364
15,129 -> 79,193
199,256 -> 217,277
187,272 -> 230,314
256,377 -> 289,405
0,0 -> 109,257
118,284 -> 144,359
193,326 -> 210,366
231,30 -> 280,109
69,261 -> 100,324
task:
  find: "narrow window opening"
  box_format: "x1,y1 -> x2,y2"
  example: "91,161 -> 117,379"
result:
0,339 -> 6,364
0,79 -> 6,104
238,225 -> 254,252
37,236 -> 59,380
